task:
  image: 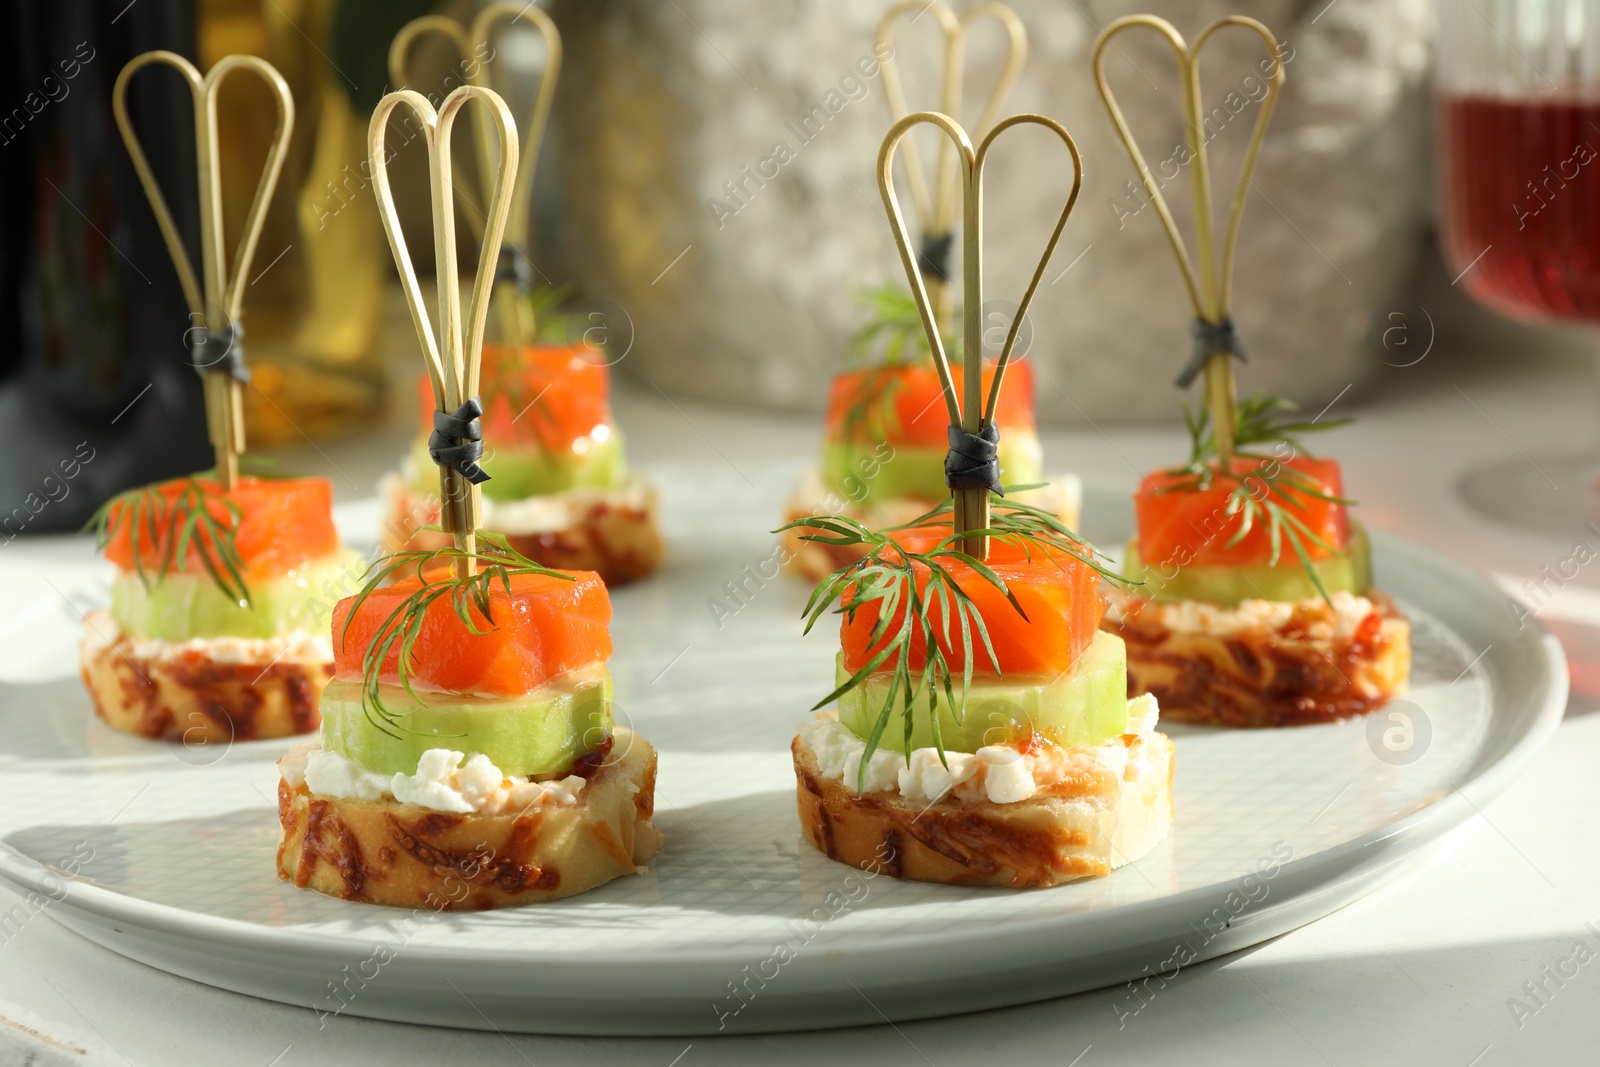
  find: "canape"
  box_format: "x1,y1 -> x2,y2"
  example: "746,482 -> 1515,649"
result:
1090,15 -> 1411,726
1101,403 -> 1411,726
788,518 -> 1172,886
782,313 -> 1081,584
82,474 -> 359,742
380,340 -> 663,585
785,106 -> 1168,886
292,81 -> 665,908
276,539 -> 662,908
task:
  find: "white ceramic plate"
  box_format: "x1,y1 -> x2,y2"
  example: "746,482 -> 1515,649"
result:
0,467 -> 1566,1035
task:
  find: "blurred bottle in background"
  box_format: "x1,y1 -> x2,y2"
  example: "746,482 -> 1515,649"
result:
2,0 -> 209,535
1,0 -> 428,534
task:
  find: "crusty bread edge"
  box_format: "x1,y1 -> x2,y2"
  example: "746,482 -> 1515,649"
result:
277,727 -> 662,909
1108,590 -> 1413,727
792,731 -> 1173,888
381,475 -> 664,586
79,612 -> 329,742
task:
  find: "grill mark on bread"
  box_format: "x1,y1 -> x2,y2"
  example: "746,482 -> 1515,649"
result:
568,735 -> 614,780
880,829 -> 903,878
295,800 -> 368,897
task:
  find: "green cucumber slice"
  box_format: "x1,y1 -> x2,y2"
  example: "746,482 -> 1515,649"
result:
109,548 -> 363,641
821,432 -> 1043,503
318,669 -> 612,778
408,429 -> 625,501
1122,523 -> 1372,606
836,629 -> 1128,754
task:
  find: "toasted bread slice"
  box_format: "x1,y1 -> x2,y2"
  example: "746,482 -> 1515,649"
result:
276,727 -> 662,909
792,728 -> 1173,887
1103,589 -> 1411,727
79,611 -> 330,742
780,467 -> 1083,583
381,474 -> 663,586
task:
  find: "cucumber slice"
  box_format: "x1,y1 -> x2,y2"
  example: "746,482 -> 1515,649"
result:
318,669 -> 612,777
109,548 -> 363,641
822,432 -> 1043,503
836,629 -> 1128,754
408,429 -> 625,501
1123,523 -> 1372,606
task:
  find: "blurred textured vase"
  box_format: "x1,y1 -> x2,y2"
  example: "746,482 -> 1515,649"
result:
553,0 -> 1434,421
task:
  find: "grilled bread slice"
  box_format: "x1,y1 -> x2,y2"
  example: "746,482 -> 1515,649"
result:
80,611 -> 330,742
1103,589 -> 1411,727
276,727 -> 662,909
792,728 -> 1173,887
381,474 -> 663,587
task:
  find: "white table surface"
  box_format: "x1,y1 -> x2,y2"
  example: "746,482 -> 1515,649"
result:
4,304 -> 1600,1066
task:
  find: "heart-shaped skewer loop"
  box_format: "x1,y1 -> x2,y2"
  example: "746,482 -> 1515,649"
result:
389,3 -> 562,348
1093,15 -> 1286,464
369,86 -> 519,576
877,1 -> 1027,332
113,52 -> 295,488
877,111 -> 1082,559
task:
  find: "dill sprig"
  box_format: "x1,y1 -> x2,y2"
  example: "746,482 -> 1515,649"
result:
525,281 -> 577,344
849,282 -> 962,369
837,283 -> 963,448
87,475 -> 252,605
1164,392 -> 1354,603
339,530 -> 574,738
777,493 -> 1129,791
836,365 -> 903,447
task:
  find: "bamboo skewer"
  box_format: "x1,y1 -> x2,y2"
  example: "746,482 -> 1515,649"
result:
112,52 -> 295,489
877,1 -> 1026,339
389,3 -> 562,351
1092,16 -> 1286,466
876,111 -> 1082,561
369,87 -> 519,579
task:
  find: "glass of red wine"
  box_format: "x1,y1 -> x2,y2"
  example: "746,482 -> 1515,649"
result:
1437,2 -> 1600,531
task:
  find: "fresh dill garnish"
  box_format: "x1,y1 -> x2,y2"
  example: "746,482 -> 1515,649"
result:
87,475 -> 253,605
339,530 -> 574,738
1163,392 -> 1354,603
525,281 -> 577,344
777,493 -> 1129,791
837,283 -> 965,449
849,282 -> 962,369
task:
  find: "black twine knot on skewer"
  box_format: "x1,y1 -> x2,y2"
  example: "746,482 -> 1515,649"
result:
429,396 -> 492,485
1175,316 -> 1248,388
944,422 -> 1004,496
190,322 -> 250,385
494,246 -> 534,294
918,231 -> 954,284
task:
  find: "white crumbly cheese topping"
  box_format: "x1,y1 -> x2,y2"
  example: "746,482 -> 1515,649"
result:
1105,591 -> 1376,642
798,693 -> 1162,807
279,741 -> 587,815
86,610 -> 333,665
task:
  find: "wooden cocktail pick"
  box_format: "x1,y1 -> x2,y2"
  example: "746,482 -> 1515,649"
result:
113,53 -> 295,489
1092,16 -> 1286,466
877,111 -> 1081,561
389,3 -> 561,350
876,1 -> 1026,336
369,86 -> 519,579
